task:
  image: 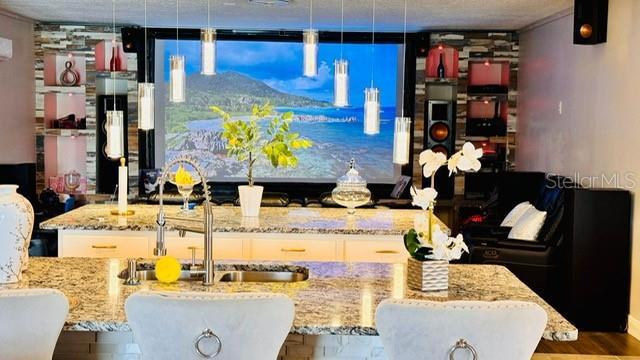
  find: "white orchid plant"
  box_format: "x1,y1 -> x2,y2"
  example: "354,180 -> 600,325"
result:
404,142 -> 483,262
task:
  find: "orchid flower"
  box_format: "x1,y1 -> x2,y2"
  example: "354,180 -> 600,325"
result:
418,149 -> 447,178
455,142 -> 483,172
410,186 -> 438,211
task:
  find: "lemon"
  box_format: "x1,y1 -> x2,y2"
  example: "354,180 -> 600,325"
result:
175,165 -> 194,185
155,256 -> 182,283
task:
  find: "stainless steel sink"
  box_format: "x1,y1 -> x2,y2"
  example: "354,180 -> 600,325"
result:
218,271 -> 308,283
118,269 -> 308,283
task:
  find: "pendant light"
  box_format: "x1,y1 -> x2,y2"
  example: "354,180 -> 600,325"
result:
393,0 -> 411,165
303,0 -> 318,77
169,0 -> 186,103
138,0 -> 154,130
363,0 -> 380,135
333,0 -> 349,107
106,0 -> 124,159
201,0 -> 217,75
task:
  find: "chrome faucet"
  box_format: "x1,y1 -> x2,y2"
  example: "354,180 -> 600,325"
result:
154,156 -> 215,286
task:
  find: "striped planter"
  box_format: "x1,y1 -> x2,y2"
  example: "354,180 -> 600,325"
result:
407,257 -> 449,291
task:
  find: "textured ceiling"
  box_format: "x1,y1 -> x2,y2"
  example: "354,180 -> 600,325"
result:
0,0 -> 572,32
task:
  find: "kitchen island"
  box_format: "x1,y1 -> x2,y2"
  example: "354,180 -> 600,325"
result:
41,204 -> 447,262
6,258 -> 577,360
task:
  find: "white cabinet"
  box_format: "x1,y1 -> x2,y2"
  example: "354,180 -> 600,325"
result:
343,237 -> 407,263
57,230 -> 405,263
248,236 -> 338,261
161,232 -> 244,261
59,231 -> 149,258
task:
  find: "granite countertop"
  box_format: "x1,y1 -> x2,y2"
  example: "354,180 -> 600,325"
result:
2,258 -> 577,341
40,204 -> 447,235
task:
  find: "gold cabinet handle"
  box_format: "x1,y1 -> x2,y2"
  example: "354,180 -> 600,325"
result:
92,244 -> 117,249
375,250 -> 399,254
281,248 -> 306,253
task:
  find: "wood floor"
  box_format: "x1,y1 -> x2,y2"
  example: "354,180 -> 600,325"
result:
532,332 -> 640,359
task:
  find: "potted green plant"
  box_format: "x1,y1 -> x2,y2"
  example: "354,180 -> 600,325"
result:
210,102 -> 312,217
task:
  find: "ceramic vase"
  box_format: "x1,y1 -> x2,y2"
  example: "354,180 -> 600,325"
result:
406,257 -> 449,291
238,185 -> 263,217
0,185 -> 34,283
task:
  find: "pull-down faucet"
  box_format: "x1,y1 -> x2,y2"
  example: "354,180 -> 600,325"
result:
154,156 -> 215,285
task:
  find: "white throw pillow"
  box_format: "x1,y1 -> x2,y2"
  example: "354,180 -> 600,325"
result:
500,201 -> 533,227
508,207 -> 547,241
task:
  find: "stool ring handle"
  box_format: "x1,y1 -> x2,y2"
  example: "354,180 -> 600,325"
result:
449,339 -> 478,360
194,328 -> 222,358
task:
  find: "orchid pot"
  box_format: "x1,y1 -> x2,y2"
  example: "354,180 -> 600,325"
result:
238,185 -> 263,217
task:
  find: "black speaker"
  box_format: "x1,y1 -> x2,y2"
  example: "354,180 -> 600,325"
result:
425,100 -> 455,198
96,95 -> 129,194
121,26 -> 142,53
573,0 -> 608,45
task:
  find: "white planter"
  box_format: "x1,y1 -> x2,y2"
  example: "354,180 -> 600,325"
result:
0,185 -> 34,283
406,257 -> 449,292
238,185 -> 263,217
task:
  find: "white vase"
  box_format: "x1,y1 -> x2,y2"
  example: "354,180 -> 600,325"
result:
0,185 -> 34,283
238,185 -> 263,217
406,257 -> 449,292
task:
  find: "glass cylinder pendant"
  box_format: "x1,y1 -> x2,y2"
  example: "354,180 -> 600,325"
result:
169,55 -> 186,103
303,29 -> 318,77
137,83 -> 155,131
393,116 -> 412,165
106,110 -> 124,159
334,59 -> 349,107
201,28 -> 217,76
363,87 -> 380,135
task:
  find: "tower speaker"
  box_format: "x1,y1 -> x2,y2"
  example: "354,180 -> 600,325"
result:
425,100 -> 455,198
573,0 -> 608,45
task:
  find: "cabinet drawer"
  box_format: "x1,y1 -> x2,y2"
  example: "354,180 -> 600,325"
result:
60,231 -> 149,258
344,239 -> 407,263
249,238 -> 337,261
162,233 -> 244,260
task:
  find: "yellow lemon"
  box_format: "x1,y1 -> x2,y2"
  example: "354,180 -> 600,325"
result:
155,256 -> 182,283
175,165 -> 194,185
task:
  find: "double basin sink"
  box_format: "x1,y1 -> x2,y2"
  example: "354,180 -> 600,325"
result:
119,263 -> 309,283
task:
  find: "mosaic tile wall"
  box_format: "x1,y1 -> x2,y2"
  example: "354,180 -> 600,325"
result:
34,24 -> 139,196
412,31 -> 519,192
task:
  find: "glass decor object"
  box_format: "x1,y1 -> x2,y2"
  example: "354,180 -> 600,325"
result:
137,82 -> 155,130
169,55 -> 186,103
334,59 -> 349,107
201,28 -> 217,76
331,159 -> 371,215
363,87 -> 380,135
105,110 -> 124,159
303,29 -> 318,77
64,170 -> 82,193
169,170 -> 201,215
393,116 -> 412,165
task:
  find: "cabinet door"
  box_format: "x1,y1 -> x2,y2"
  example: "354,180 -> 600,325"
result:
344,238 -> 407,263
162,232 -> 244,260
59,231 -> 149,258
249,238 -> 338,261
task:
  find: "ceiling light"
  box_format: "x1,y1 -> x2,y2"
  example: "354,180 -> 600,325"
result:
303,0 -> 318,77
333,0 -> 349,108
363,0 -> 379,135
201,0 -> 217,76
138,0 -> 154,130
393,0 -> 411,165
170,0 -> 186,103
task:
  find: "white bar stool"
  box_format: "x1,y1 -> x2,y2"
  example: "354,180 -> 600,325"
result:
0,289 -> 69,360
125,291 -> 295,360
376,299 -> 547,360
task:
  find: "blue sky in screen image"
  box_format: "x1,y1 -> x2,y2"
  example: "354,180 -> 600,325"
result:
163,40 -> 399,106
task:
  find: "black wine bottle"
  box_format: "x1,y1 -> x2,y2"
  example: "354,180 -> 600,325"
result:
437,53 -> 446,79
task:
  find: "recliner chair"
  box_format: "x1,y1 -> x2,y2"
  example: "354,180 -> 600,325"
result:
463,172 -> 572,306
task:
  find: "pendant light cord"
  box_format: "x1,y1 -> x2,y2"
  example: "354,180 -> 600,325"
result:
112,0 -> 116,111
144,0 -> 148,83
370,0 -> 375,88
340,0 -> 344,59
176,0 -> 179,55
309,0 -> 313,30
207,0 -> 211,28
401,0 -> 407,118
